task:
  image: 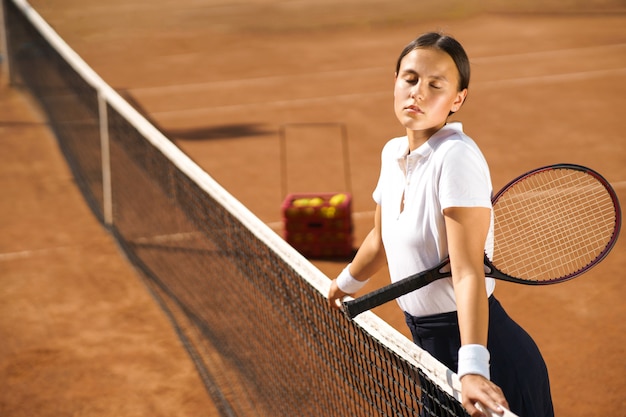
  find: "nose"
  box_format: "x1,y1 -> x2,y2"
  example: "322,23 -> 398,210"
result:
410,81 -> 424,100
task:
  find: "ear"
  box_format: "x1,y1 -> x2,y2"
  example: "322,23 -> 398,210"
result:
451,88 -> 468,112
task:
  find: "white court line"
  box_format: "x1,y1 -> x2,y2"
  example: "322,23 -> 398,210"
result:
130,43 -> 626,95
131,67 -> 388,95
476,67 -> 626,89
133,231 -> 203,244
353,210 -> 376,219
147,67 -> 626,117
149,91 -> 390,117
0,245 -> 81,261
470,43 -> 626,64
134,42 -> 626,118
0,232 -> 205,262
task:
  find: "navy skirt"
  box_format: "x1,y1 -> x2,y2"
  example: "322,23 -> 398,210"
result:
404,296 -> 554,417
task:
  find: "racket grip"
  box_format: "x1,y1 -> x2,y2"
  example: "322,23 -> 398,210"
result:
342,273 -> 431,319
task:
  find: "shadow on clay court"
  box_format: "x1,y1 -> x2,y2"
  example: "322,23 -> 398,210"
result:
119,89 -> 273,141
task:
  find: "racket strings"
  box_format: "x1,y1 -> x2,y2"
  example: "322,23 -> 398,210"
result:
489,170 -> 618,282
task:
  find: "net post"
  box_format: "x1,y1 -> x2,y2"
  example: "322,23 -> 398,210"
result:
339,123 -> 352,195
98,91 -> 113,226
278,124 -> 288,199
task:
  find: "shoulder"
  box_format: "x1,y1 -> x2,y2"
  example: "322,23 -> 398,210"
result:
432,123 -> 479,150
431,123 -> 486,166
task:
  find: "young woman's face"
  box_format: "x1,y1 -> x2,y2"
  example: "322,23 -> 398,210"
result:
394,48 -> 467,138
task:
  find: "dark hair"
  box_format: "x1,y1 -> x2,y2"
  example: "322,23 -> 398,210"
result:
395,32 -> 470,92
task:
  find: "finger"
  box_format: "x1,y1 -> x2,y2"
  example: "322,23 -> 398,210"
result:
480,382 -> 508,415
475,400 -> 507,416
328,296 -> 342,310
463,401 -> 485,417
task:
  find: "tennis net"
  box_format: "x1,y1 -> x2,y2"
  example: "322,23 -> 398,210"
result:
2,1 -> 514,415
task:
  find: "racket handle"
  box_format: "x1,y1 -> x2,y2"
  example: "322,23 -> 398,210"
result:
342,272 -> 433,319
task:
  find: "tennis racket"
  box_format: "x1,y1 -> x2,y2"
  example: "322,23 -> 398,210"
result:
343,163 -> 622,319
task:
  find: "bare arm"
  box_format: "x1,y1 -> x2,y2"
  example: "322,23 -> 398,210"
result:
328,205 -> 386,309
444,206 -> 508,416
445,206 -> 491,346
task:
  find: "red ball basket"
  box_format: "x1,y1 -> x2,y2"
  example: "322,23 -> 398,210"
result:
281,192 -> 353,258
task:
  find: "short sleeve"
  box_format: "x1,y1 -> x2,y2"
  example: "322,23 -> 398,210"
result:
438,141 -> 492,210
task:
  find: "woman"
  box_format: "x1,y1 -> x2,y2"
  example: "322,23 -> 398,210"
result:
328,32 -> 554,417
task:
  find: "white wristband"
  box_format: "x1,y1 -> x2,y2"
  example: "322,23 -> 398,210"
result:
457,344 -> 490,380
336,264 -> 368,294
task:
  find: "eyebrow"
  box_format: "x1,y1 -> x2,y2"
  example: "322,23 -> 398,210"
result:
400,69 -> 449,82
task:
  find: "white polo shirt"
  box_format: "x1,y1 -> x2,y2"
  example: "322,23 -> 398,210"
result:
373,122 -> 496,317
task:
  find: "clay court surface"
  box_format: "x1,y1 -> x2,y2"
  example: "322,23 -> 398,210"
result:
1,0 -> 625,415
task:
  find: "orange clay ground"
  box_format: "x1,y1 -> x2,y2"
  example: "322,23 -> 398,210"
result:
1,1 -> 625,416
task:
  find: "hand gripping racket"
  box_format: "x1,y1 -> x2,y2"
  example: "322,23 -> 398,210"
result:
343,163 -> 622,319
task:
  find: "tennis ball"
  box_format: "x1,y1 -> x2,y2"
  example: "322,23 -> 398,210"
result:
321,207 -> 336,218
329,193 -> 347,206
292,198 -> 310,207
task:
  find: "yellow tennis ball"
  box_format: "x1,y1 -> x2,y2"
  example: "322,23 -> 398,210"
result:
292,198 -> 310,207
329,193 -> 347,206
321,207 -> 336,218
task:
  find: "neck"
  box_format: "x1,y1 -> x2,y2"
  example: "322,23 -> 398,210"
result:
407,123 -> 445,151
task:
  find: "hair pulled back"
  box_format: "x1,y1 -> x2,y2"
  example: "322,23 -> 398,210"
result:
395,32 -> 470,92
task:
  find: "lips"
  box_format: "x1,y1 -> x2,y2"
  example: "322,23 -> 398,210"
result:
405,104 -> 423,114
